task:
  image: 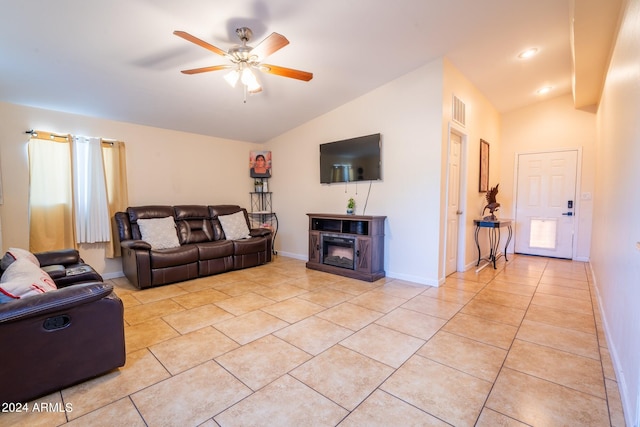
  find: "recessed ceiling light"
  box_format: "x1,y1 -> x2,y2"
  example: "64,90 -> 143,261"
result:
536,86 -> 553,95
518,48 -> 538,59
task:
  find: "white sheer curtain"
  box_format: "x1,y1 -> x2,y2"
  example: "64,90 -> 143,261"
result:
72,136 -> 111,243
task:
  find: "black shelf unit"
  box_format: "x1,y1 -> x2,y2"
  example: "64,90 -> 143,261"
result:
249,189 -> 278,255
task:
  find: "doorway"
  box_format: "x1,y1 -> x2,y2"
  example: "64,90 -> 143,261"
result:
514,150 -> 578,259
445,129 -> 465,275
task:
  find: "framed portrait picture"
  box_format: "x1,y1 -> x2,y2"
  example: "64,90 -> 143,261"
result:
250,150 -> 272,178
479,139 -> 490,192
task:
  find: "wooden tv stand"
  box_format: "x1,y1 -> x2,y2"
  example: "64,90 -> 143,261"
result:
306,213 -> 386,281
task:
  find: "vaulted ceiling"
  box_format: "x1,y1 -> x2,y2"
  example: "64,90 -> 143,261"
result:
0,0 -> 621,142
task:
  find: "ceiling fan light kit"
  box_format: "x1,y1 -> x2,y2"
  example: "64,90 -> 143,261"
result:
174,26 -> 312,102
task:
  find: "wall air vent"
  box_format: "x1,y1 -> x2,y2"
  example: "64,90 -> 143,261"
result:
452,95 -> 466,127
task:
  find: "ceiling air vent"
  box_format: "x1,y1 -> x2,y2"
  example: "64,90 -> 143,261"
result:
452,95 -> 466,127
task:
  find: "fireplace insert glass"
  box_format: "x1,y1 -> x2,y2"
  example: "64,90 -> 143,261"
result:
322,234 -> 356,270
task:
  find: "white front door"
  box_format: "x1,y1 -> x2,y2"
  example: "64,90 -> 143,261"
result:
445,132 -> 463,275
515,150 -> 578,259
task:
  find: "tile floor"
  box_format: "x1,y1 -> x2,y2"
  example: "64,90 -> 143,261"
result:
0,255 -> 627,426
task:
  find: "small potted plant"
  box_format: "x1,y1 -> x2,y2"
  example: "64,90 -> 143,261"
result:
347,198 -> 355,215
254,179 -> 263,193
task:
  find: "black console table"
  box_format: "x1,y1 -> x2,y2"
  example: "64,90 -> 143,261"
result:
474,218 -> 513,271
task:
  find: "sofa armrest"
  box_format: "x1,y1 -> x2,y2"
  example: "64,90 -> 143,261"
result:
121,240 -> 152,250
34,249 -> 81,267
0,282 -> 114,324
250,228 -> 272,237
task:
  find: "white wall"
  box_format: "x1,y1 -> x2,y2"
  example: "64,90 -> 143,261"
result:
442,59 -> 502,274
0,101 -> 260,277
266,59 -> 445,285
500,94 -> 597,261
592,0 -> 640,424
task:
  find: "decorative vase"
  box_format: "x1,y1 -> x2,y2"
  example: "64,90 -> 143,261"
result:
346,208 -> 354,215
255,185 -> 262,193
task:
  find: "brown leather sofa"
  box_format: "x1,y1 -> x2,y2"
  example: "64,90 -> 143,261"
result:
115,205 -> 272,289
0,250 -> 125,404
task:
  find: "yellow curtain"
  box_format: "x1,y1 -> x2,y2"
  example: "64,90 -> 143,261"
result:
102,140 -> 129,258
28,132 -> 77,252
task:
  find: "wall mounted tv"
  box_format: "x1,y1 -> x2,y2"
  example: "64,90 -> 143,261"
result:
319,133 -> 382,184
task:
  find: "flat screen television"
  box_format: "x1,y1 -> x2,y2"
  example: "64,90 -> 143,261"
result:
319,133 -> 381,183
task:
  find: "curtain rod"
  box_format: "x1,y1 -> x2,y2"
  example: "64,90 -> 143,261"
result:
25,129 -> 117,144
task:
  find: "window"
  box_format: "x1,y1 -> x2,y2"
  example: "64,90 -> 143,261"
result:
28,131 -> 128,256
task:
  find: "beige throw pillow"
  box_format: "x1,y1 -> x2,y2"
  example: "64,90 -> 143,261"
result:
137,217 -> 181,249
218,211 -> 251,240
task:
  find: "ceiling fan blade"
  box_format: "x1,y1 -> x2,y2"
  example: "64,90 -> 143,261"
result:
250,32 -> 289,61
259,64 -> 313,81
181,65 -> 232,75
173,30 -> 228,57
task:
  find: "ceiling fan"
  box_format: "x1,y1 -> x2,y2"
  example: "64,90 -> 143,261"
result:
174,27 -> 313,97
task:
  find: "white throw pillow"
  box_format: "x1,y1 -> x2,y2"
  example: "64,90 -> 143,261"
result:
1,247 -> 40,271
137,217 -> 181,249
0,258 -> 57,300
218,211 -> 251,240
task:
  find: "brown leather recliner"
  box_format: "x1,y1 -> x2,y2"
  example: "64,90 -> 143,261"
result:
0,282 -> 125,404
35,248 -> 104,287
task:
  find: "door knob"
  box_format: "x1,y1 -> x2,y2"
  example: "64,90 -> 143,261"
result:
562,212 -> 573,216
456,210 -> 463,215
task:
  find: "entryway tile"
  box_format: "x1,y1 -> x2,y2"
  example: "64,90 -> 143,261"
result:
162,303 -> 235,334
63,349 -> 170,420
340,324 -> 425,368
474,288 -> 532,310
124,318 -> 180,353
124,298 -> 185,325
422,286 -> 477,304
131,361 -> 251,427
475,407 -> 529,426
171,288 -> 231,309
214,310 -> 288,345
216,335 -> 311,391
274,316 -> 353,355
442,313 -> 518,349
338,389 -> 448,426
316,302 -> 384,331
260,297 -> 325,323
505,339 -> 605,398
460,299 -> 525,326
516,319 -> 599,360
131,283 -> 188,304
375,307 -> 447,340
64,397 -> 146,427
348,289 -> 408,313
213,292 -> 275,315
381,355 -> 492,426
486,368 -> 609,426
297,287 -> 354,307
525,303 -> 596,334
149,326 -> 239,375
417,331 -> 507,382
214,375 -> 348,427
401,295 -> 463,320
291,345 -> 394,411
